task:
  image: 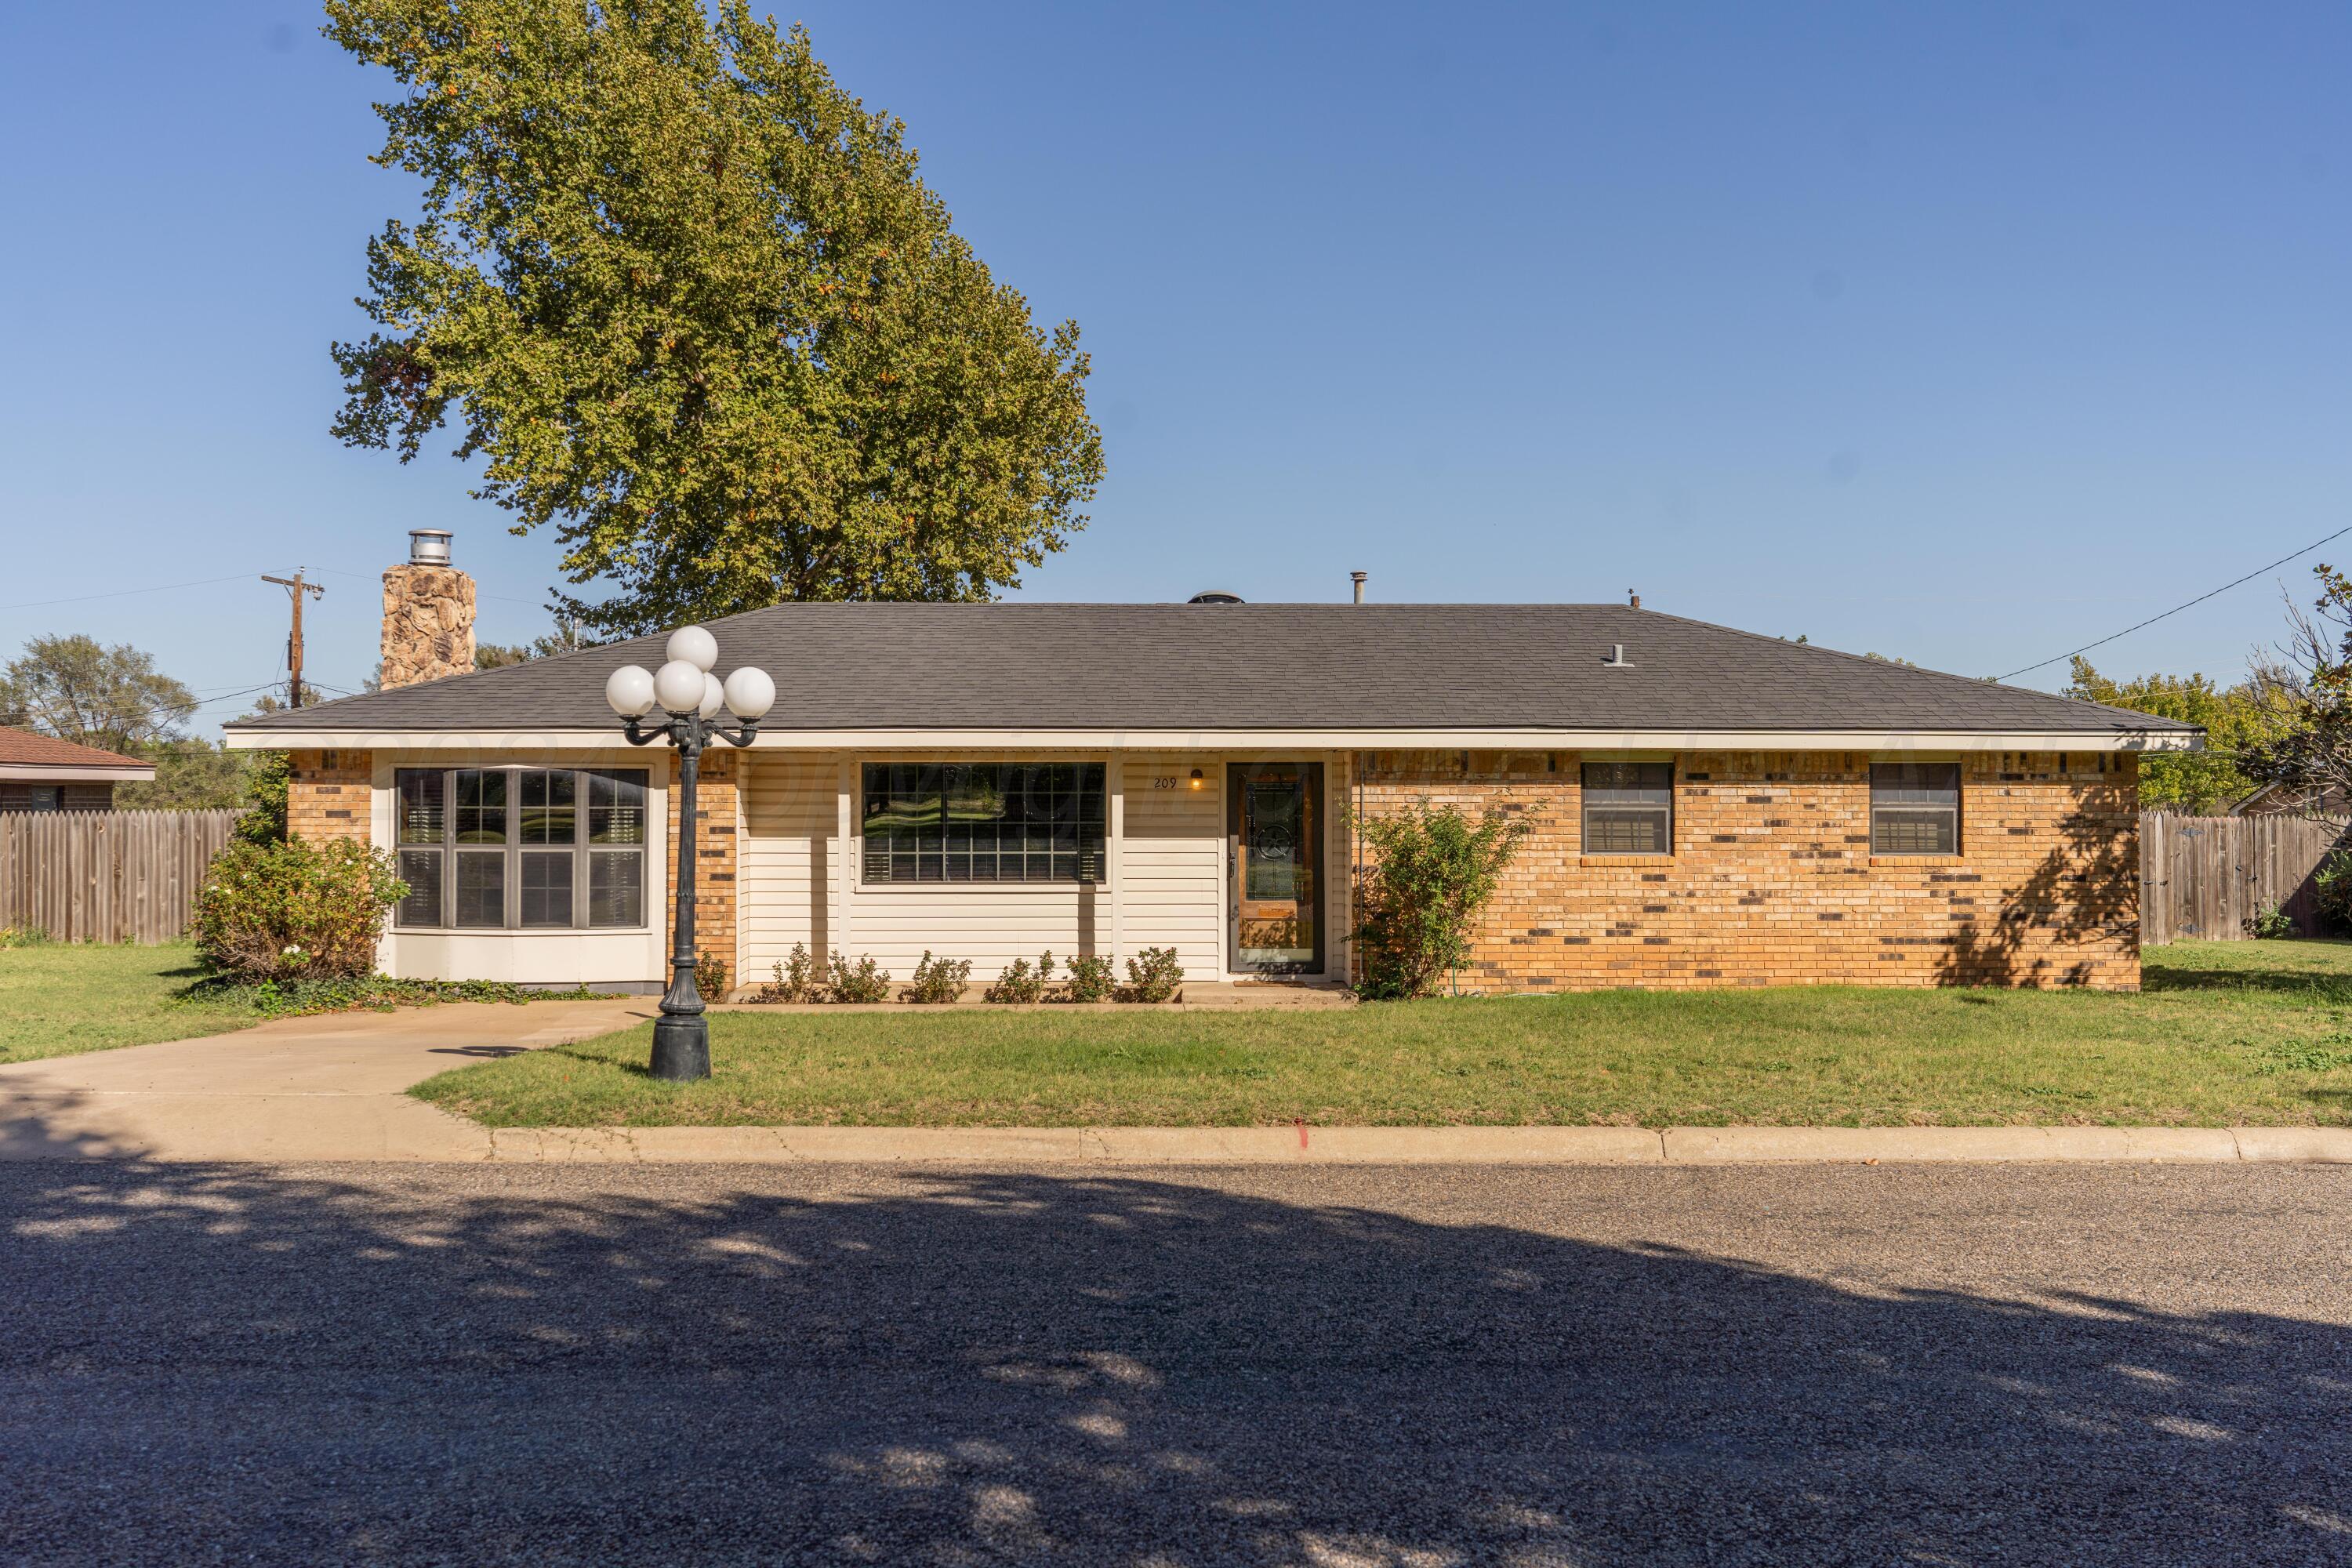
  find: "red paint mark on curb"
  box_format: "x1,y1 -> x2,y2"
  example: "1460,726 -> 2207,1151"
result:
1296,1117 -> 1308,1149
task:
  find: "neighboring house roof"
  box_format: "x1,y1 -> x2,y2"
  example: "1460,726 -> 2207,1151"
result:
0,726 -> 156,780
222,603 -> 2202,743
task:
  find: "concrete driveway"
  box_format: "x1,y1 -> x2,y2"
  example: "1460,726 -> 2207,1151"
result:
0,998 -> 650,1161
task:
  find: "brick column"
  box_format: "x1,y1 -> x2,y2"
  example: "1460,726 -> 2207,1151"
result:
285,750 -> 373,846
662,747 -> 742,996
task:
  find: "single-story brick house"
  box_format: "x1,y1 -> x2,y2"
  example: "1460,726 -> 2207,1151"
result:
224,537 -> 2198,993
0,727 -> 155,812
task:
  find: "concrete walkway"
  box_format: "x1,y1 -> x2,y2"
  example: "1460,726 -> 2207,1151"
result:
3,1004 -> 2351,1163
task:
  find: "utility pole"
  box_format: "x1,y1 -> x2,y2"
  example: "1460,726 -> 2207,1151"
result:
261,572 -> 324,708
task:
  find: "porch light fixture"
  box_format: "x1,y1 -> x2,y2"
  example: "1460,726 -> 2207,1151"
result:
1189,768 -> 1204,789
603,626 -> 775,1082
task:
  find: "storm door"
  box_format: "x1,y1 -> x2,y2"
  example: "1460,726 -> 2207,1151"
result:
1228,762 -> 1324,973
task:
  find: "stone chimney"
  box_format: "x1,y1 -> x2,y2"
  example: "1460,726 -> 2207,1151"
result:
379,530 -> 476,688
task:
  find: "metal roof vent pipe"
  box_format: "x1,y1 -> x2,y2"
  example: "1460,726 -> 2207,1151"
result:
1602,644 -> 1632,668
1351,571 -> 1367,604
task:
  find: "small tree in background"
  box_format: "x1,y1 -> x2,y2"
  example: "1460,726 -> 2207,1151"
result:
2065,656 -> 2296,815
1351,802 -> 1533,1000
2232,564 -> 2352,828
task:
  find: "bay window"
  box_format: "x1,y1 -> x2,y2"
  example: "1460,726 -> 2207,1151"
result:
395,767 -> 648,928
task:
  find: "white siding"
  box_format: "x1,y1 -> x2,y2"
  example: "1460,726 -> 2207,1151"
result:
1121,754 -> 1226,978
740,753 -> 836,975
739,750 -> 1348,983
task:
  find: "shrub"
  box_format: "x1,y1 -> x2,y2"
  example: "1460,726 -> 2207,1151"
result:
1120,946 -> 1185,1003
235,750 -> 292,846
191,838 -> 405,982
2318,850 -> 2352,933
985,952 -> 1055,1004
826,952 -> 892,1004
0,925 -> 53,949
754,942 -> 822,1003
1062,953 -> 1116,1003
695,948 -> 730,999
1351,800 -> 1534,999
2249,901 -> 2297,940
906,951 -> 973,1004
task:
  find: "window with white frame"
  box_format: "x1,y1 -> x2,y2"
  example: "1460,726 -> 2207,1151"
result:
394,767 -> 649,928
1870,763 -> 1961,855
1581,761 -> 1674,854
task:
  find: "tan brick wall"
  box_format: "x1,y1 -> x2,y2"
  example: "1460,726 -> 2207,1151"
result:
1350,750 -> 2140,992
286,750 -> 373,846
662,747 -> 741,991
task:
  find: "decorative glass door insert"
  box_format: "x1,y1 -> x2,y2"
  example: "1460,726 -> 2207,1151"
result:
1229,762 -> 1323,972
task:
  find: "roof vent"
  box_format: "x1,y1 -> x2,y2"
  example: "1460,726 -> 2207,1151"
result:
1188,590 -> 1244,604
1351,571 -> 1367,604
408,528 -> 453,568
1602,644 -> 1632,668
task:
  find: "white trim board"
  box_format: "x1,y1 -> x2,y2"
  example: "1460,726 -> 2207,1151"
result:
224,728 -> 2201,753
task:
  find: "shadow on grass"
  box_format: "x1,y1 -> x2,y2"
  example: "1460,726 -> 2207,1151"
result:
2,1163 -> 2349,1564
2144,962 -> 2352,1000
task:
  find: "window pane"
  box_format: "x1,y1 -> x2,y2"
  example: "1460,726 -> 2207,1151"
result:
862,762 -> 1105,882
588,851 -> 644,927
587,771 -> 648,845
1871,764 -> 1962,855
519,770 -> 576,846
520,851 -> 575,927
396,771 -> 445,844
1582,762 -> 1673,855
455,770 -> 508,844
455,851 -> 506,927
395,848 -> 442,927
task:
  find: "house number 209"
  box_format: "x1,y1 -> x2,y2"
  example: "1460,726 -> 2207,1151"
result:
1150,776 -> 1180,789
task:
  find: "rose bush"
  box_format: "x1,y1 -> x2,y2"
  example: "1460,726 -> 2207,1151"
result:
191,838 -> 405,981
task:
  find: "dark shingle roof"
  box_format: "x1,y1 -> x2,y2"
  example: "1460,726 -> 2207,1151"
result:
226,604 -> 2197,737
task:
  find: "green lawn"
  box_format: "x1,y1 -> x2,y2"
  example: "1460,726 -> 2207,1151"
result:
412,938 -> 2352,1130
0,941 -> 258,1065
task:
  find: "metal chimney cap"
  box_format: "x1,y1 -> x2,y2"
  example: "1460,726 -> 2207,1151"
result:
408,529 -> 453,567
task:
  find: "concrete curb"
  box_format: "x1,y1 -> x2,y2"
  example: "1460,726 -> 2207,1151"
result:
459,1123 -> 2352,1167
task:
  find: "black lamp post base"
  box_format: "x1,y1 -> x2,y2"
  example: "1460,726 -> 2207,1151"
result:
649,1013 -> 712,1082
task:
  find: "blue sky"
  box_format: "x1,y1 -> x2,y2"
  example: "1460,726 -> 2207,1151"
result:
2,2 -> 2347,731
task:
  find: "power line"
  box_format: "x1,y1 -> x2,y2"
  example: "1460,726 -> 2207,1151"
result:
0,572 -> 261,614
1994,524 -> 2352,682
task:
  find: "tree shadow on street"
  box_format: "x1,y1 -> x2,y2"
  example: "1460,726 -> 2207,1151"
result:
2,1162 -> 2349,1566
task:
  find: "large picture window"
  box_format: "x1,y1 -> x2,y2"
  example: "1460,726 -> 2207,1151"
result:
1871,763 -> 1961,855
1581,761 -> 1673,855
862,762 -> 1105,884
394,767 -> 648,929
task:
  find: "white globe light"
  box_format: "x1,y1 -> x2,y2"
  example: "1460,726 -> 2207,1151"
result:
666,625 -> 719,673
699,672 -> 725,719
723,666 -> 775,720
604,664 -> 657,718
654,659 -> 707,714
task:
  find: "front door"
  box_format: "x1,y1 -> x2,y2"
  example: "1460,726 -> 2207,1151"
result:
1229,762 -> 1324,974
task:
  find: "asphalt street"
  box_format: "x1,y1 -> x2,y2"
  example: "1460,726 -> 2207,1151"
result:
3,1160 -> 2349,1566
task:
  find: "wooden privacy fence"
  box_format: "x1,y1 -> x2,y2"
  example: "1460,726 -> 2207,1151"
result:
2140,811 -> 2347,944
0,810 -> 242,944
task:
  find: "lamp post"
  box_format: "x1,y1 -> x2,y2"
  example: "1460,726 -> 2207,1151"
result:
604,626 -> 776,1083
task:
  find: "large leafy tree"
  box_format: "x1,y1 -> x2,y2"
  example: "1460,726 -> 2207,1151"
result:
0,635 -> 195,755
325,0 -> 1105,638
